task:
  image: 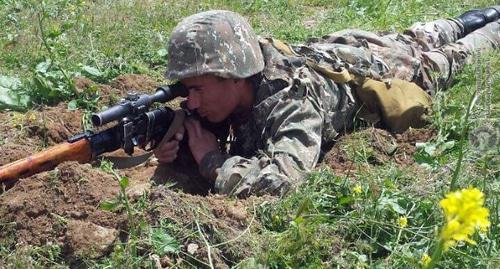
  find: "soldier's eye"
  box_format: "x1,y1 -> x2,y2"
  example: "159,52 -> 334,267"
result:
188,86 -> 203,92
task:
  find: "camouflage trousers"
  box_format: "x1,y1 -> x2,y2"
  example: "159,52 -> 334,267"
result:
324,19 -> 499,95
406,19 -> 500,93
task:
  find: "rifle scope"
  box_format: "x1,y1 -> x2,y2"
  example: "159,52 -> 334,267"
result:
91,83 -> 187,127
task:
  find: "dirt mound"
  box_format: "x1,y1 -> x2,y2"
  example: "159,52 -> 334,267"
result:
0,162 -> 124,258
26,104 -> 84,144
0,159 -> 268,266
0,103 -> 82,145
0,104 -> 83,166
74,74 -> 159,106
74,76 -> 116,105
322,127 -> 435,174
0,144 -> 34,167
149,187 -> 269,268
110,74 -> 158,94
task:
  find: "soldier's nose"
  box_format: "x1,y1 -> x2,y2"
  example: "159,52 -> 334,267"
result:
187,90 -> 201,110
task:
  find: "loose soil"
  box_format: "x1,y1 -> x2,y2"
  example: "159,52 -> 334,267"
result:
0,74 -> 266,267
74,74 -> 159,106
322,127 -> 435,175
0,162 -> 123,258
0,74 -> 435,267
0,103 -> 83,166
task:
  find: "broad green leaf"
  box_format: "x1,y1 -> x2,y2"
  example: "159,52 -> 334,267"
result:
100,200 -> 120,211
81,65 -> 102,77
338,195 -> 354,206
157,48 -> 168,57
36,59 -> 52,74
119,176 -> 129,189
150,228 -> 180,255
378,197 -> 406,214
0,75 -> 30,110
67,100 -> 78,110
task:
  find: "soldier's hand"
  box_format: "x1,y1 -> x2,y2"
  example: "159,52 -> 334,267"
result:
153,126 -> 185,163
184,118 -> 219,165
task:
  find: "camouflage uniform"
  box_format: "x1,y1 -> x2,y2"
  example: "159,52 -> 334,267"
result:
165,11 -> 500,197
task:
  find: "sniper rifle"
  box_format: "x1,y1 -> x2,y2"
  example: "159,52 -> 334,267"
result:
0,83 -> 188,185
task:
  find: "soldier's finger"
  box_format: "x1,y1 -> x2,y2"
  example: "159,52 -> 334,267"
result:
163,144 -> 179,155
154,145 -> 179,162
191,119 -> 203,137
157,153 -> 176,163
174,131 -> 184,141
185,118 -> 202,137
159,140 -> 178,151
172,125 -> 185,141
184,119 -> 197,138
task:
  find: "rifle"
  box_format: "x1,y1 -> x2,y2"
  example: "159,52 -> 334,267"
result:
0,83 -> 188,185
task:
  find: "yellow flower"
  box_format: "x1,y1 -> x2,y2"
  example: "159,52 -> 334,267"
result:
439,187 -> 490,250
26,112 -> 37,123
397,216 -> 408,228
353,184 -> 362,195
420,253 -> 431,267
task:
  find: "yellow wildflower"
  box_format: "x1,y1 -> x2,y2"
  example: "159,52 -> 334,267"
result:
353,184 -> 362,195
397,216 -> 408,228
439,187 -> 490,250
26,112 -> 37,123
420,253 -> 431,267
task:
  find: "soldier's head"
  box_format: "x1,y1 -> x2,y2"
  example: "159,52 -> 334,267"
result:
165,10 -> 264,123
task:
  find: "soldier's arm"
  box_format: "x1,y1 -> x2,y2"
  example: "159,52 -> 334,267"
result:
200,93 -> 324,198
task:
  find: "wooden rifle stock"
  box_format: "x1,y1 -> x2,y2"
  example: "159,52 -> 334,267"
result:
0,138 -> 92,183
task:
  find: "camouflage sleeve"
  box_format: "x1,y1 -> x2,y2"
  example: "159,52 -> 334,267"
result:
209,91 -> 323,198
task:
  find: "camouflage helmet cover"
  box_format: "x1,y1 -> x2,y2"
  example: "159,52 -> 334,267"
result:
165,10 -> 265,80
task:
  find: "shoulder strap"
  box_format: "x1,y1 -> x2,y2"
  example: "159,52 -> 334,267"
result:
265,37 -> 354,84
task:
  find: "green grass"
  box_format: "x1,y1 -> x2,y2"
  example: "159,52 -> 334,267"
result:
0,0 -> 498,108
0,0 -> 499,268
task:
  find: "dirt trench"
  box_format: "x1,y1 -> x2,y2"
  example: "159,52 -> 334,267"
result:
0,73 -> 435,267
0,74 -> 266,267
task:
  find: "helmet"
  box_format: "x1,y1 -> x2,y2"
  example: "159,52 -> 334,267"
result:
165,10 -> 264,80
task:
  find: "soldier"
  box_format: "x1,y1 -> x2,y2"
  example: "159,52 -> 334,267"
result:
154,8 -> 499,197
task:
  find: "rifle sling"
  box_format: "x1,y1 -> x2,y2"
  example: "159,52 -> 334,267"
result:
103,109 -> 186,169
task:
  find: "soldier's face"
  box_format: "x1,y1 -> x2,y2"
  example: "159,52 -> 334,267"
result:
182,75 -> 241,123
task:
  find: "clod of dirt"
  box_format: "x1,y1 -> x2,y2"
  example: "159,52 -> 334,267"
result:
65,220 -> 119,259
26,104 -> 84,144
0,162 -> 124,259
322,127 -> 435,174
126,182 -> 151,200
110,74 -> 158,94
187,243 -> 199,255
394,128 -> 436,161
0,103 -> 83,148
0,103 -> 83,166
74,76 -> 115,102
149,187 -> 272,267
74,76 -> 96,93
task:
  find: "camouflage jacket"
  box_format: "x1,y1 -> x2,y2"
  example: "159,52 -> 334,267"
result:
200,20 -> 500,197
202,37 -> 370,197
